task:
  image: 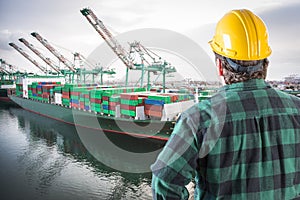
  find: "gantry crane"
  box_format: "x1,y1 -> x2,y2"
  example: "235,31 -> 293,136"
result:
0,59 -> 12,81
0,59 -> 11,74
73,52 -> 116,84
9,42 -> 48,74
31,32 -> 76,73
129,41 -> 176,92
0,58 -> 27,84
80,8 -> 135,71
18,38 -> 60,73
80,8 -> 176,91
95,66 -> 116,85
0,58 -> 16,89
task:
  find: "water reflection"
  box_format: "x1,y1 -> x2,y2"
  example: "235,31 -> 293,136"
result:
76,123 -> 166,173
3,105 -> 165,199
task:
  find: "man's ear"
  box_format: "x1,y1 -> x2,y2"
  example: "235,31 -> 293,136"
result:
216,58 -> 223,76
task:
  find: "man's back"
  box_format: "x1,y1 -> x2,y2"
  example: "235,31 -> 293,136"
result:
195,79 -> 300,199
151,79 -> 300,199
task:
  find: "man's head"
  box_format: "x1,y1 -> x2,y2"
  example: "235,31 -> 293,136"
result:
209,9 -> 271,84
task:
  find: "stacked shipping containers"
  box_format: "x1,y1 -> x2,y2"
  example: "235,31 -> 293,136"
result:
61,83 -> 102,109
95,87 -> 146,116
70,86 -> 80,108
62,84 -> 73,107
90,89 -> 103,113
82,90 -> 90,111
144,95 -> 168,118
15,78 -> 199,120
16,84 -> 23,97
70,86 -> 97,110
41,84 -> 55,102
145,93 -> 192,118
36,84 -> 43,101
102,88 -> 119,115
54,86 -> 62,104
120,93 -> 145,117
27,82 -> 61,102
108,95 -> 120,116
30,82 -> 37,100
28,84 -> 33,99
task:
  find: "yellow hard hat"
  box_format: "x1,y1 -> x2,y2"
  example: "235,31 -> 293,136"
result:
209,9 -> 272,60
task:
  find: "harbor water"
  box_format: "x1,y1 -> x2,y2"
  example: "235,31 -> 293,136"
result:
0,103 -> 165,200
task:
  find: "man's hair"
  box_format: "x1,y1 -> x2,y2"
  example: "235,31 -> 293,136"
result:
215,53 -> 269,84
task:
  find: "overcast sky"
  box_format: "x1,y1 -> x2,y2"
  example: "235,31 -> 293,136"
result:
0,0 -> 299,81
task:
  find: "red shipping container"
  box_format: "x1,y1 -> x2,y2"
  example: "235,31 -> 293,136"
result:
62,91 -> 70,98
120,93 -> 138,100
70,91 -> 80,96
42,93 -> 49,99
80,104 -> 85,109
161,93 -> 179,102
71,103 -> 79,108
103,96 -> 109,101
90,98 -> 102,104
137,94 -> 150,98
145,110 -> 162,118
109,101 -> 119,107
121,104 -> 136,111
62,94 -> 70,99
145,104 -> 163,112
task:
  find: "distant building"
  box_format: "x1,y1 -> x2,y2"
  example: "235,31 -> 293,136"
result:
284,74 -> 300,84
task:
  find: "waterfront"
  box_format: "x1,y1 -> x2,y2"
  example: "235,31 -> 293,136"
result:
0,103 -> 165,200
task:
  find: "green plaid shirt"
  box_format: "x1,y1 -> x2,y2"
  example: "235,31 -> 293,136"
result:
151,79 -> 300,199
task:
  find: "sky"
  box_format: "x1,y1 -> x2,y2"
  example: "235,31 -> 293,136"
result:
0,0 -> 299,81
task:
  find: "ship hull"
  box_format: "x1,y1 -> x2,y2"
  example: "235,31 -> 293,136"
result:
0,89 -> 18,106
9,95 -> 173,142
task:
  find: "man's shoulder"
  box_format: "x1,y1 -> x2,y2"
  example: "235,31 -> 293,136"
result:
272,88 -> 300,103
180,99 -> 212,122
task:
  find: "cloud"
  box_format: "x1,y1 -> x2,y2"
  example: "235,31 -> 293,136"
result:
259,2 -> 300,49
258,2 -> 300,78
259,2 -> 300,26
0,30 -> 25,50
185,2 -> 300,80
1,0 -> 299,78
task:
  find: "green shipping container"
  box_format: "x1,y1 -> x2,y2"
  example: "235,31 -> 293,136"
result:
120,99 -> 139,106
121,109 -> 136,117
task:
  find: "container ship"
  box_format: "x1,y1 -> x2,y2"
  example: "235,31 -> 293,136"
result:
7,7 -> 215,142
9,76 -> 202,142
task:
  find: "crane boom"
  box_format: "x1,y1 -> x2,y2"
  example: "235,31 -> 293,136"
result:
0,59 -> 11,74
0,68 -> 9,74
0,59 -> 16,71
31,32 -> 76,72
80,8 -> 134,69
19,38 -> 60,73
9,42 -> 47,73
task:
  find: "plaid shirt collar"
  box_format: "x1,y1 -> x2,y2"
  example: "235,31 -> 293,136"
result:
219,79 -> 271,92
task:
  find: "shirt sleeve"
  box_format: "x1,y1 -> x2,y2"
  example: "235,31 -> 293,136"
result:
151,112 -> 201,199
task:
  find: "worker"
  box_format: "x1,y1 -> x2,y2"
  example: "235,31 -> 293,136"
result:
151,9 -> 300,199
